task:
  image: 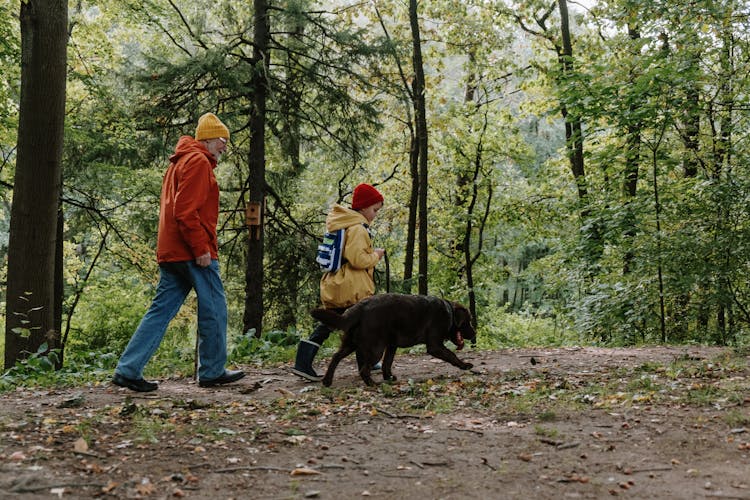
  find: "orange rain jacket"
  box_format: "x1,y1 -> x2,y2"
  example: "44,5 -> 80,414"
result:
156,136 -> 219,263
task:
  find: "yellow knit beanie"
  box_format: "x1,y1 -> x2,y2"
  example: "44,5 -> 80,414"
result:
195,112 -> 230,141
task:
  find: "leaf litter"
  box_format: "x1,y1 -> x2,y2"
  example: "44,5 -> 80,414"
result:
0,346 -> 748,498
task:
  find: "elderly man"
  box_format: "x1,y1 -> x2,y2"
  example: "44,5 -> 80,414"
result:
113,112 -> 245,392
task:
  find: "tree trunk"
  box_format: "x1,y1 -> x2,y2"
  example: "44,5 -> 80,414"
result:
53,207 -> 64,368
5,0 -> 68,369
243,0 -> 270,337
409,0 -> 429,295
403,128 -> 418,293
622,24 -> 642,275
458,54 -> 486,325
557,0 -> 602,267
557,0 -> 587,206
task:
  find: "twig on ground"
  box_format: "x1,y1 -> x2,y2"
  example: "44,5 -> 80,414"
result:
73,450 -> 101,458
453,427 -> 484,435
630,466 -> 673,473
374,407 -> 423,419
381,472 -> 421,478
11,482 -> 103,493
214,465 -> 287,473
539,438 -> 563,446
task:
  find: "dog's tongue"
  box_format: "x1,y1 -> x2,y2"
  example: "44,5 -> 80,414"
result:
455,331 -> 464,350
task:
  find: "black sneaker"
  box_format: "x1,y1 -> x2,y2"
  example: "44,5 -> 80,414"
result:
112,373 -> 158,392
198,369 -> 246,388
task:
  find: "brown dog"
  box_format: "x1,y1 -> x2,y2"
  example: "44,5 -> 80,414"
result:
311,293 -> 476,386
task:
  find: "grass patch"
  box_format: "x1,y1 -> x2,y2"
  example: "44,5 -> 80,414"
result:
533,425 -> 559,438
130,413 -> 175,445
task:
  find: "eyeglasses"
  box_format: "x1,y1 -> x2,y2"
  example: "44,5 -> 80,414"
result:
218,137 -> 227,145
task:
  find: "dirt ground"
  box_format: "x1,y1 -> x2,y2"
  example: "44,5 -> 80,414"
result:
1,346 -> 749,499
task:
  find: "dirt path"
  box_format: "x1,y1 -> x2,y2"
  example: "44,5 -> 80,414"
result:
1,346 -> 749,499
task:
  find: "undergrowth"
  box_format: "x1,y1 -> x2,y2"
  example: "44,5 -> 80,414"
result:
1,314 -> 747,395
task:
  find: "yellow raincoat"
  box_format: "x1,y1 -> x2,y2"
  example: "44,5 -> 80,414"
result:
319,204 -> 380,308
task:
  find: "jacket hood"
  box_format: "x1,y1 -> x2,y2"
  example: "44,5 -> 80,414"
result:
326,204 -> 368,231
169,135 -> 217,167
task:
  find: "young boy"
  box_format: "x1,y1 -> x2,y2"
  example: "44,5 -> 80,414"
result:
292,183 -> 385,381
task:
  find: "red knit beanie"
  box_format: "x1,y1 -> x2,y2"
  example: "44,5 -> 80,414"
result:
351,183 -> 384,210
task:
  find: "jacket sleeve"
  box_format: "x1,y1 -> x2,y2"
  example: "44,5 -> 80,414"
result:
173,153 -> 212,257
343,224 -> 380,270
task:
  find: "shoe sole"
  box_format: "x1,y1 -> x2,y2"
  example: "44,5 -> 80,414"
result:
199,373 -> 246,388
112,378 -> 157,392
291,368 -> 322,382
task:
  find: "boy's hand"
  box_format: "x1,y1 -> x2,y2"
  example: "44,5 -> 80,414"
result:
374,248 -> 385,259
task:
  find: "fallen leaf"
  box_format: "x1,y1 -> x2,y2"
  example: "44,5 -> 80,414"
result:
137,479 -> 155,495
284,435 -> 308,445
73,438 -> 88,453
290,467 -> 322,476
101,481 -> 118,494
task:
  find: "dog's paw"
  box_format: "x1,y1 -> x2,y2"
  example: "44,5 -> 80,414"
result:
383,374 -> 397,382
321,377 -> 333,387
461,362 -> 474,370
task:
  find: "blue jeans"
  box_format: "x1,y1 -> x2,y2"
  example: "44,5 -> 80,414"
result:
115,260 -> 228,381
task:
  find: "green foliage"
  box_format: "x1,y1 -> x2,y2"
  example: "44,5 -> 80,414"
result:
228,328 -> 300,364
0,0 -> 20,146
0,344 -> 118,392
0,343 -> 59,389
478,305 -> 581,348
66,275 -> 154,353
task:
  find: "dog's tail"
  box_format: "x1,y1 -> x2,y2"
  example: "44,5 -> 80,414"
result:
311,308 -> 357,332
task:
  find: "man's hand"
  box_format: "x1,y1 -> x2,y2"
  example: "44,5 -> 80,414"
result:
196,252 -> 211,267
374,248 -> 385,259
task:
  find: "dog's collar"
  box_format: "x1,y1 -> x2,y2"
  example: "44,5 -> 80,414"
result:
442,299 -> 456,333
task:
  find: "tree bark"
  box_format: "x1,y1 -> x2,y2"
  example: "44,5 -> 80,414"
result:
5,0 -> 68,369
403,127 -> 419,293
622,24 -> 642,275
557,0 -> 586,206
409,0 -> 429,295
243,0 -> 270,337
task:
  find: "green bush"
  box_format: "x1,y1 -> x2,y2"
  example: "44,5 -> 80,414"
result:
479,307 -> 582,348
229,328 -> 300,364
